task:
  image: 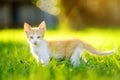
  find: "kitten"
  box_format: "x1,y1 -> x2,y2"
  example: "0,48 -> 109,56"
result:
24,21 -> 114,67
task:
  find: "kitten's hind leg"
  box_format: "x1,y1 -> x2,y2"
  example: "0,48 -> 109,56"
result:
82,55 -> 87,63
70,46 -> 83,67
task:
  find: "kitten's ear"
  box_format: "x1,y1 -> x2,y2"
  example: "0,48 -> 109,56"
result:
38,21 -> 46,33
24,22 -> 31,34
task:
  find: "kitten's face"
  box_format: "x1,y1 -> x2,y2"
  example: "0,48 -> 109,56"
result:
24,21 -> 46,46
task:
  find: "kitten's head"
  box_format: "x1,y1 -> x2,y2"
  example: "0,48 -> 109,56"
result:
24,21 -> 46,46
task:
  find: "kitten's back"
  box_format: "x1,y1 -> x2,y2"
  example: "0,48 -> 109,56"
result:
48,39 -> 81,58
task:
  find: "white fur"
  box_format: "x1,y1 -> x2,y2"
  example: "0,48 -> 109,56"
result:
28,32 -> 51,65
28,33 -> 42,46
70,45 -> 83,67
30,40 -> 51,65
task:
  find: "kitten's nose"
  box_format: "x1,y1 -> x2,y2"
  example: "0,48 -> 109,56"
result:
34,42 -> 37,45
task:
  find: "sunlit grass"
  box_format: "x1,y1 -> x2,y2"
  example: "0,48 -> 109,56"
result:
0,27 -> 120,80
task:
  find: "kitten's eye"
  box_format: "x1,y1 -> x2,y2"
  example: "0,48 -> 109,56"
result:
37,36 -> 40,39
30,36 -> 33,39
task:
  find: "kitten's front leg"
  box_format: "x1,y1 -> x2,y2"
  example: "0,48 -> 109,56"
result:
41,56 -> 50,66
40,52 -> 51,66
32,52 -> 40,63
31,51 -> 50,65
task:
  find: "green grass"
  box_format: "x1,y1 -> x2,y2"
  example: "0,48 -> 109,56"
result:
0,28 -> 120,80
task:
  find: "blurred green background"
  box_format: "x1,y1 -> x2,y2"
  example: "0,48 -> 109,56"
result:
0,0 -> 120,80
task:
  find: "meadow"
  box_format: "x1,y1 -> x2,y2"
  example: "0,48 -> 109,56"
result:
0,27 -> 120,80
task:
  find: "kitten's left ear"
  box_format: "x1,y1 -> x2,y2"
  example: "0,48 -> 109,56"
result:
24,22 -> 32,35
38,21 -> 46,33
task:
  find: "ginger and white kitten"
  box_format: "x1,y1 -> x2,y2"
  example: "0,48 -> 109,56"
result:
24,21 -> 114,67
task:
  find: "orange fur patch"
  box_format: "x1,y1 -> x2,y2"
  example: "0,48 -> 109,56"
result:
48,39 -> 82,58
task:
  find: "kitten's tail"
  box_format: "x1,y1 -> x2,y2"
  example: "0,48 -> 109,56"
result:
82,42 -> 115,55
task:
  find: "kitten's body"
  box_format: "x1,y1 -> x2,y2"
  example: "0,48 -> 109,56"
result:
24,21 -> 114,67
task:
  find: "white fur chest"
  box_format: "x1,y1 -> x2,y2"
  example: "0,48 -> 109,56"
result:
30,40 -> 51,65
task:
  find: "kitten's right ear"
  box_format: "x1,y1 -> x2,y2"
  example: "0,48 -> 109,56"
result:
24,22 -> 31,34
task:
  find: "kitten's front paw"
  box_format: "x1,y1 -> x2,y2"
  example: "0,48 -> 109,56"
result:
41,58 -> 50,66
